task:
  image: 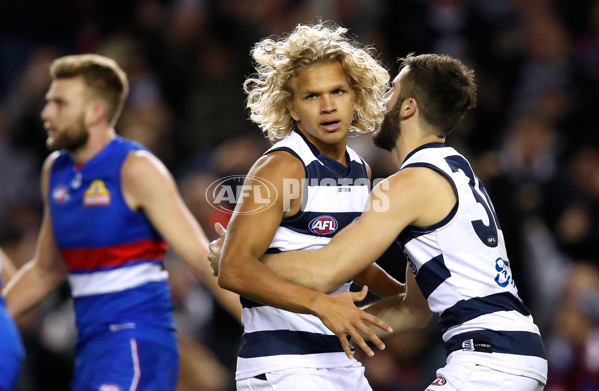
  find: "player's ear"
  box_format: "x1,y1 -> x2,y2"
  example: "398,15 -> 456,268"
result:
287,100 -> 299,122
400,98 -> 417,119
85,100 -> 108,125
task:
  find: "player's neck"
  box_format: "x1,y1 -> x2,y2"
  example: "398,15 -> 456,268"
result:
299,130 -> 348,165
393,130 -> 445,166
318,144 -> 347,165
72,125 -> 117,164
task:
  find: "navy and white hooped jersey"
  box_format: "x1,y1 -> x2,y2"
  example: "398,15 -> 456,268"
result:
396,143 -> 547,384
235,131 -> 370,380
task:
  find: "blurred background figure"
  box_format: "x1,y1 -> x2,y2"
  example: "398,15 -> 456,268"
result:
0,0 -> 597,389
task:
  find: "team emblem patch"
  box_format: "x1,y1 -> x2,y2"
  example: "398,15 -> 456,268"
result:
99,384 -> 120,391
84,180 -> 111,206
309,215 -> 338,235
431,376 -> 447,386
462,339 -> 475,351
52,185 -> 70,203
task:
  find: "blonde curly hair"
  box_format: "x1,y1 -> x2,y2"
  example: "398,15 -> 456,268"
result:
244,21 -> 390,142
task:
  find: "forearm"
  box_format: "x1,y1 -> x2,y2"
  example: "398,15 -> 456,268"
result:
198,268 -> 242,322
219,254 -> 328,315
261,249 -> 343,293
263,220 -> 392,293
2,260 -> 65,320
353,263 -> 405,298
0,249 -> 17,286
181,250 -> 243,322
362,293 -> 427,338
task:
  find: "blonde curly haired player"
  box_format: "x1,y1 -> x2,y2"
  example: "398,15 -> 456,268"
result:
211,21 -> 405,391
244,21 -> 389,142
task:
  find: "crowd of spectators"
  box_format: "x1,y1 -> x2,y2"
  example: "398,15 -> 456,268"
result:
1,0 -> 599,389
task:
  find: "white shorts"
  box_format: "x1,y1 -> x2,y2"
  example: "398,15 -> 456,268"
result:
426,360 -> 545,391
237,364 -> 372,391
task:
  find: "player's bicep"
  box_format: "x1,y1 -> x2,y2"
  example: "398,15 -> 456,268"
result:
121,152 -> 208,258
221,153 -> 302,261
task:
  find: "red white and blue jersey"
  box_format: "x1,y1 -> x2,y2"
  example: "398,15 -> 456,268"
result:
396,143 -> 547,384
49,136 -> 175,344
235,131 -> 370,380
0,261 -> 24,390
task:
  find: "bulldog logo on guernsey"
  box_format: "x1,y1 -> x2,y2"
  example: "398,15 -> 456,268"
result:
309,216 -> 338,235
84,180 -> 111,206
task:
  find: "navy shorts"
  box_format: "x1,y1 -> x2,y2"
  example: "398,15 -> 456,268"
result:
71,326 -> 179,391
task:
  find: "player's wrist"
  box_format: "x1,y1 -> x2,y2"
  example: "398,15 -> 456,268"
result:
305,290 -> 329,316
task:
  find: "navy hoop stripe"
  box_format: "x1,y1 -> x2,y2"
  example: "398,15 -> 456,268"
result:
445,329 -> 546,359
415,254 -> 451,299
238,330 -> 347,358
440,292 -> 531,333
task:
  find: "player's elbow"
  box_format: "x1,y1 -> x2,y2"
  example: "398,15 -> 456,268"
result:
217,256 -> 245,293
410,305 -> 434,329
317,264 -> 352,293
217,266 -> 236,291
311,278 -> 343,294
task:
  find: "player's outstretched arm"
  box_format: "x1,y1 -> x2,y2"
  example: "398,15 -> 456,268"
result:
262,167 -> 453,294
121,150 -> 242,321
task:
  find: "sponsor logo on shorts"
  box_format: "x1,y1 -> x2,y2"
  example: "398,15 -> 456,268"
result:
99,384 -> 120,391
431,376 -> 447,385
83,180 -> 111,206
309,215 -> 338,235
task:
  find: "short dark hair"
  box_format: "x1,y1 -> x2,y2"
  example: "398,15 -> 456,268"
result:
398,53 -> 477,136
50,54 -> 129,126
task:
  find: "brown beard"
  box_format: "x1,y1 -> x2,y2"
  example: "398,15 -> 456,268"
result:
373,100 -> 402,151
47,114 -> 89,152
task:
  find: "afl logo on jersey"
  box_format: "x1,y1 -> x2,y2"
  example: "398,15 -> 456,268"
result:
52,185 -> 70,203
309,215 -> 338,235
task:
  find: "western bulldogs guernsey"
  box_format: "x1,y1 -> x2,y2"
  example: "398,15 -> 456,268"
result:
0,262 -> 24,390
49,136 -> 175,347
396,143 -> 547,384
235,131 -> 370,380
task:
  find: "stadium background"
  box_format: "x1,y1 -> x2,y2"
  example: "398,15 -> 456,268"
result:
1,0 -> 599,389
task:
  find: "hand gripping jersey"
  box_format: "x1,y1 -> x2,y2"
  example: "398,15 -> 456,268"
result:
49,136 -> 175,346
235,131 -> 371,380
396,143 -> 547,384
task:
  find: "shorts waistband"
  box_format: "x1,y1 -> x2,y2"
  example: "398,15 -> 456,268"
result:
445,330 -> 546,359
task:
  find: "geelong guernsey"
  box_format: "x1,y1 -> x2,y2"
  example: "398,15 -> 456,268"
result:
396,143 -> 547,384
49,136 -> 175,347
235,131 -> 370,380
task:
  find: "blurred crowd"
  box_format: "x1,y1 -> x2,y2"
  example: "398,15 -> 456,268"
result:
1,0 -> 599,390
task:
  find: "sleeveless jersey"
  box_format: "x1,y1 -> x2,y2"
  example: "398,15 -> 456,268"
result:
396,143 -> 547,383
49,136 -> 175,346
0,261 -> 24,390
235,131 -> 370,380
